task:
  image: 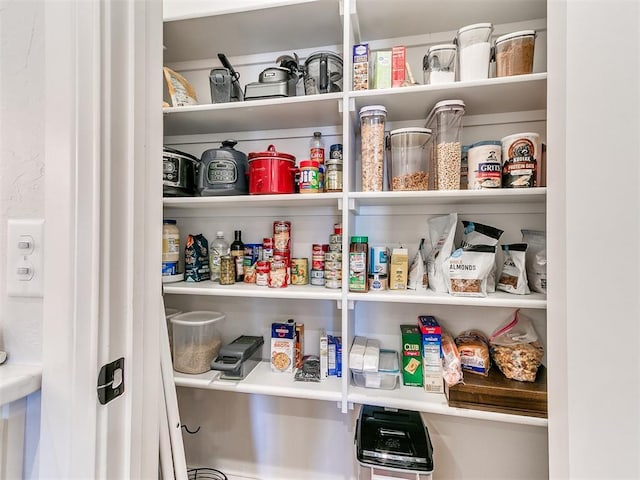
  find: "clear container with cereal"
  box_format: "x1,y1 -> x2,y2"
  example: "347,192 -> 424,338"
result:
425,99 -> 466,190
359,105 -> 387,192
389,128 -> 433,191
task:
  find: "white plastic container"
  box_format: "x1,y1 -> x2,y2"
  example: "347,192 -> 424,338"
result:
456,23 -> 494,81
170,311 -> 225,374
351,349 -> 399,389
467,140 -> 502,189
501,132 -> 541,188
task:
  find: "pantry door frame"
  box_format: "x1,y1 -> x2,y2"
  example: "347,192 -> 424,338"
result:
40,0 -> 163,478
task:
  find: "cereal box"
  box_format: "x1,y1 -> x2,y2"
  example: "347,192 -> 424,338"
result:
400,324 -> 423,387
320,330 -> 328,379
271,322 -> 295,373
353,43 -> 369,91
328,335 -> 342,377
392,46 -> 406,87
418,315 -> 443,393
372,50 -> 392,89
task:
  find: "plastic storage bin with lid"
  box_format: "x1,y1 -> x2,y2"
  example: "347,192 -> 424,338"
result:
389,128 -> 433,191
425,99 -> 466,190
352,349 -> 400,390
170,311 -> 225,374
455,22 -> 494,81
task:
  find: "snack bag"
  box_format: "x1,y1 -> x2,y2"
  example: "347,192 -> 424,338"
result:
426,213 -> 457,293
184,234 -> 210,282
163,66 -> 198,107
521,229 -> 547,294
441,329 -> 463,387
455,329 -> 491,376
460,220 -> 504,292
489,309 -> 544,382
497,243 -> 530,295
407,238 -> 428,290
442,244 -> 495,297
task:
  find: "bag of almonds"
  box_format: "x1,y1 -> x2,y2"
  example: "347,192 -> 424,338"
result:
489,309 -> 544,382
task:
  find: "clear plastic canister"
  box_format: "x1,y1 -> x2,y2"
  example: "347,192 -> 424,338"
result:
423,44 -> 457,85
426,100 -> 466,190
456,22 -> 494,81
359,105 -> 387,192
389,127 -> 432,191
495,30 -> 536,77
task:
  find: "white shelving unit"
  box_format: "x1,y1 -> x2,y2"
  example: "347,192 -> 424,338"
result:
163,0 -> 550,477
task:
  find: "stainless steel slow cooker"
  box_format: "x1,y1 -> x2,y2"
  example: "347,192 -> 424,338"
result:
163,147 -> 199,197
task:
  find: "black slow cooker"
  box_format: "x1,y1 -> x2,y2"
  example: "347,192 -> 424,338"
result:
163,147 -> 199,196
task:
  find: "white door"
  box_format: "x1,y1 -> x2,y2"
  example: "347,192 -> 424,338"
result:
39,0 -> 163,478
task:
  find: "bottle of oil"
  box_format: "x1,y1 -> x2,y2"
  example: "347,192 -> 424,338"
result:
230,230 -> 245,282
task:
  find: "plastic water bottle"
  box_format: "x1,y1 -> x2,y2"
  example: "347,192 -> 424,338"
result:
209,231 -> 229,282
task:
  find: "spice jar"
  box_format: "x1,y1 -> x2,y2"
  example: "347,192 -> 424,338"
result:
495,30 -> 536,77
426,100 -> 466,190
219,255 -> 235,285
325,158 -> 343,192
349,236 -> 369,293
359,105 -> 387,192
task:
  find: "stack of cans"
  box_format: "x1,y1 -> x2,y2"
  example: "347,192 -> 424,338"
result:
311,244 -> 328,286
325,224 -> 343,289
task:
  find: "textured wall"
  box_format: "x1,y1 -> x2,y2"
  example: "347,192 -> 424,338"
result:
0,2 -> 45,478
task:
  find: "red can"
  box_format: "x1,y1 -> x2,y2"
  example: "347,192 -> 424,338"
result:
268,258 -> 289,288
262,237 -> 274,261
256,261 -> 270,286
273,221 -> 292,251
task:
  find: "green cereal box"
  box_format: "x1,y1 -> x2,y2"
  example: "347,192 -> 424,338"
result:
400,324 -> 423,387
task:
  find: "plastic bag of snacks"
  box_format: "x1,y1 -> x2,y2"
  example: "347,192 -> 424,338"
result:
521,229 -> 547,294
497,243 -> 530,295
426,213 -> 457,293
441,329 -> 463,387
442,244 -> 495,297
489,309 -> 544,382
184,234 -> 210,282
460,220 -> 504,292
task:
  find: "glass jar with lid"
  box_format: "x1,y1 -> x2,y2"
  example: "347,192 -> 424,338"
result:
425,100 -> 466,190
359,105 -> 387,192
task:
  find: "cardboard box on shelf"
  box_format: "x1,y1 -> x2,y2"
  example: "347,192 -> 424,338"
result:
418,316 -> 443,393
372,50 -> 392,89
400,324 -> 423,387
353,43 -> 369,91
392,46 -> 406,87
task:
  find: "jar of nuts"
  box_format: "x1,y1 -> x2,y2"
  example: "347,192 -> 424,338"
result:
359,105 -> 387,192
389,127 -> 432,191
426,99 -> 466,190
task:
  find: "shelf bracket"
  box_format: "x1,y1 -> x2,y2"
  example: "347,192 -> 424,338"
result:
336,299 -> 342,310
348,198 -> 359,214
338,197 -> 343,211
347,300 -> 354,310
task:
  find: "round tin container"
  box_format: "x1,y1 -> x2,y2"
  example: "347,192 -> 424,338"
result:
291,258 -> 309,285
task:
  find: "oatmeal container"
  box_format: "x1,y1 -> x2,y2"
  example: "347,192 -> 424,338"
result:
467,140 -> 502,189
425,100 -> 466,190
359,105 -> 387,192
501,132 -> 541,188
389,128 -> 432,191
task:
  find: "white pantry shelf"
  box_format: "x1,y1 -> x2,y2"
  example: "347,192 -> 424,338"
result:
164,281 -> 342,301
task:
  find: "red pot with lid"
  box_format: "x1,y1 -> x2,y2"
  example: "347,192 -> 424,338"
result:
247,144 -> 297,194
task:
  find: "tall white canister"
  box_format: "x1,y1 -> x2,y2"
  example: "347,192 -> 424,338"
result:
455,23 -> 494,81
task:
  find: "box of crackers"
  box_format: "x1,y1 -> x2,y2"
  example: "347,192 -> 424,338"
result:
400,324 -> 423,387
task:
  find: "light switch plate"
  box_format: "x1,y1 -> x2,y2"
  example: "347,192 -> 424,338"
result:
6,219 -> 45,297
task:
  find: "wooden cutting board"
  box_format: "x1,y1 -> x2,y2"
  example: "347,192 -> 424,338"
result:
445,366 -> 547,418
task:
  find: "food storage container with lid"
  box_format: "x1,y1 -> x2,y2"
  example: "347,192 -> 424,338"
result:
423,44 -> 457,85
359,105 -> 387,192
494,30 -> 536,77
425,100 -> 466,190
467,140 -> 502,189
198,140 -> 249,196
455,22 -> 494,81
351,349 -> 400,389
170,311 -> 225,374
389,127 -> 433,191
247,144 -> 297,194
303,51 -> 343,95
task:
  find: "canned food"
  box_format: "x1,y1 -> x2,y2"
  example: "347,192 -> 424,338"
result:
324,269 -> 342,280
310,269 -> 325,286
324,260 -> 342,271
291,258 -> 309,285
325,279 -> 341,289
325,252 -> 342,262
273,221 -> 291,250
269,258 -> 288,288
333,224 -> 342,235
256,261 -> 270,286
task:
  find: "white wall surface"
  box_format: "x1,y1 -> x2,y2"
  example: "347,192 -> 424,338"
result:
0,0 -> 45,478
